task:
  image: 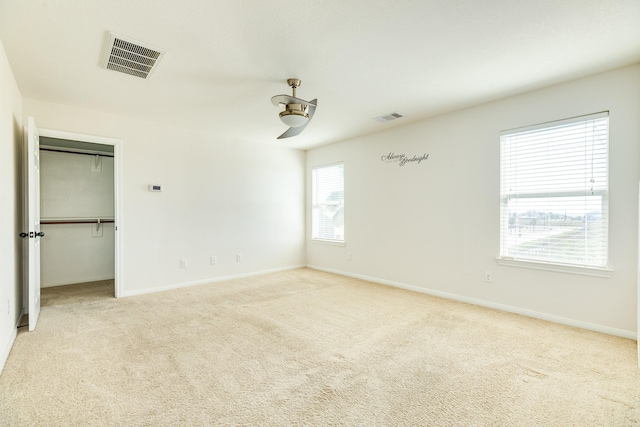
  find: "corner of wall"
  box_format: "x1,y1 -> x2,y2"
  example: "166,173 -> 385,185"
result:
0,35 -> 24,376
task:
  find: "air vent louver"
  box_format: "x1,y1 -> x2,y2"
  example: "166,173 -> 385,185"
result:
101,32 -> 165,79
374,112 -> 404,123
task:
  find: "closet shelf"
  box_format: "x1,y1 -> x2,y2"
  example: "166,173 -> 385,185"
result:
40,217 -> 114,225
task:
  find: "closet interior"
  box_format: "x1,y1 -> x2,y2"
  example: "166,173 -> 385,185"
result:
39,137 -> 115,293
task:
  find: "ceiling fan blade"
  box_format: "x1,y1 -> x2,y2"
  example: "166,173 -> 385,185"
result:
271,94 -> 316,107
277,99 -> 317,140
277,125 -> 305,139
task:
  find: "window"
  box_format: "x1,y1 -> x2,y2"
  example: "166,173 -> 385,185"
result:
499,112 -> 609,269
312,163 -> 344,243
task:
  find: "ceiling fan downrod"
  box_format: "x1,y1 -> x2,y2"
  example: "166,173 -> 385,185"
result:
287,78 -> 301,98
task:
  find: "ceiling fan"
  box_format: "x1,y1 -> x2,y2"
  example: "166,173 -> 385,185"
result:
271,78 -> 317,139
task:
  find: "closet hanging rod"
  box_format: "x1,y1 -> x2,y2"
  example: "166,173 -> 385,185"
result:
40,218 -> 114,225
39,147 -> 114,157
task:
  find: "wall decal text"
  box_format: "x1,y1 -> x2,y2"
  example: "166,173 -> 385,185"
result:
381,152 -> 429,167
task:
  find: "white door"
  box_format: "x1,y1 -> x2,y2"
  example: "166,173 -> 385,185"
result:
25,117 -> 42,331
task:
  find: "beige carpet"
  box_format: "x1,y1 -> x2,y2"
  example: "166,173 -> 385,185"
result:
1,268 -> 638,426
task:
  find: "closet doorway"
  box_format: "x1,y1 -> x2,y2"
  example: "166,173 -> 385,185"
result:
24,124 -> 122,331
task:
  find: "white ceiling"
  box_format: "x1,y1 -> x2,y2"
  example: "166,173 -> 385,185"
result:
1,1 -> 639,150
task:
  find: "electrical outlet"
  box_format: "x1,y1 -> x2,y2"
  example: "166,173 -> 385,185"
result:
236,253 -> 242,262
210,256 -> 217,265
180,259 -> 188,269
347,252 -> 352,261
484,271 -> 493,283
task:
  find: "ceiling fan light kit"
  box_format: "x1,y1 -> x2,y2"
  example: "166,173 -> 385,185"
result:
271,78 -> 317,139
279,104 -> 309,127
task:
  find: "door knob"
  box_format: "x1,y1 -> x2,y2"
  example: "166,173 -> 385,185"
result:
19,231 -> 45,238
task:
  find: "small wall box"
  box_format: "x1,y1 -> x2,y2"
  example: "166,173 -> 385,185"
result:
149,184 -> 163,192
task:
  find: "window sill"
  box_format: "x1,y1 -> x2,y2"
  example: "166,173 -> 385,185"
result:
495,257 -> 613,278
311,239 -> 345,247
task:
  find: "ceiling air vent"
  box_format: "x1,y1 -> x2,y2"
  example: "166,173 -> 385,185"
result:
374,112 -> 403,123
101,32 -> 165,79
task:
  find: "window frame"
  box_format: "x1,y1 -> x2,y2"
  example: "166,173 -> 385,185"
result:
497,112 -> 612,277
311,162 -> 345,245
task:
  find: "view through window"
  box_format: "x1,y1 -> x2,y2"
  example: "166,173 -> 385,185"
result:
499,112 -> 609,268
312,163 -> 344,242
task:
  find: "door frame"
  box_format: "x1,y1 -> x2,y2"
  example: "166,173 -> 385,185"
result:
33,128 -> 123,298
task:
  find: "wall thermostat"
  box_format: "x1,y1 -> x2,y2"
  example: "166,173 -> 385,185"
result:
149,184 -> 163,192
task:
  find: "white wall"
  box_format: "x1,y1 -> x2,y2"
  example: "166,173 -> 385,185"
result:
23,99 -> 306,296
40,150 -> 115,287
40,151 -> 114,218
307,64 -> 640,337
0,38 -> 23,373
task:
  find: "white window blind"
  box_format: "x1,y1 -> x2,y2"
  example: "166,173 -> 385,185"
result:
312,163 -> 344,242
500,112 -> 609,268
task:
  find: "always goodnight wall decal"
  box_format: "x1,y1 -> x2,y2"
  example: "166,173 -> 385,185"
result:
381,152 -> 430,167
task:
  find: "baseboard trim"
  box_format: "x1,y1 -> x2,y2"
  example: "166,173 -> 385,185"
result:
306,265 -> 637,341
120,265 -> 306,298
42,275 -> 116,288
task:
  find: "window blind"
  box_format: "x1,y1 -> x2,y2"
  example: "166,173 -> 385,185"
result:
499,112 -> 609,268
312,163 -> 344,242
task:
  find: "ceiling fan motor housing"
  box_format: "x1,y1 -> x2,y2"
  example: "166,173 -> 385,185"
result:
280,103 -> 309,127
